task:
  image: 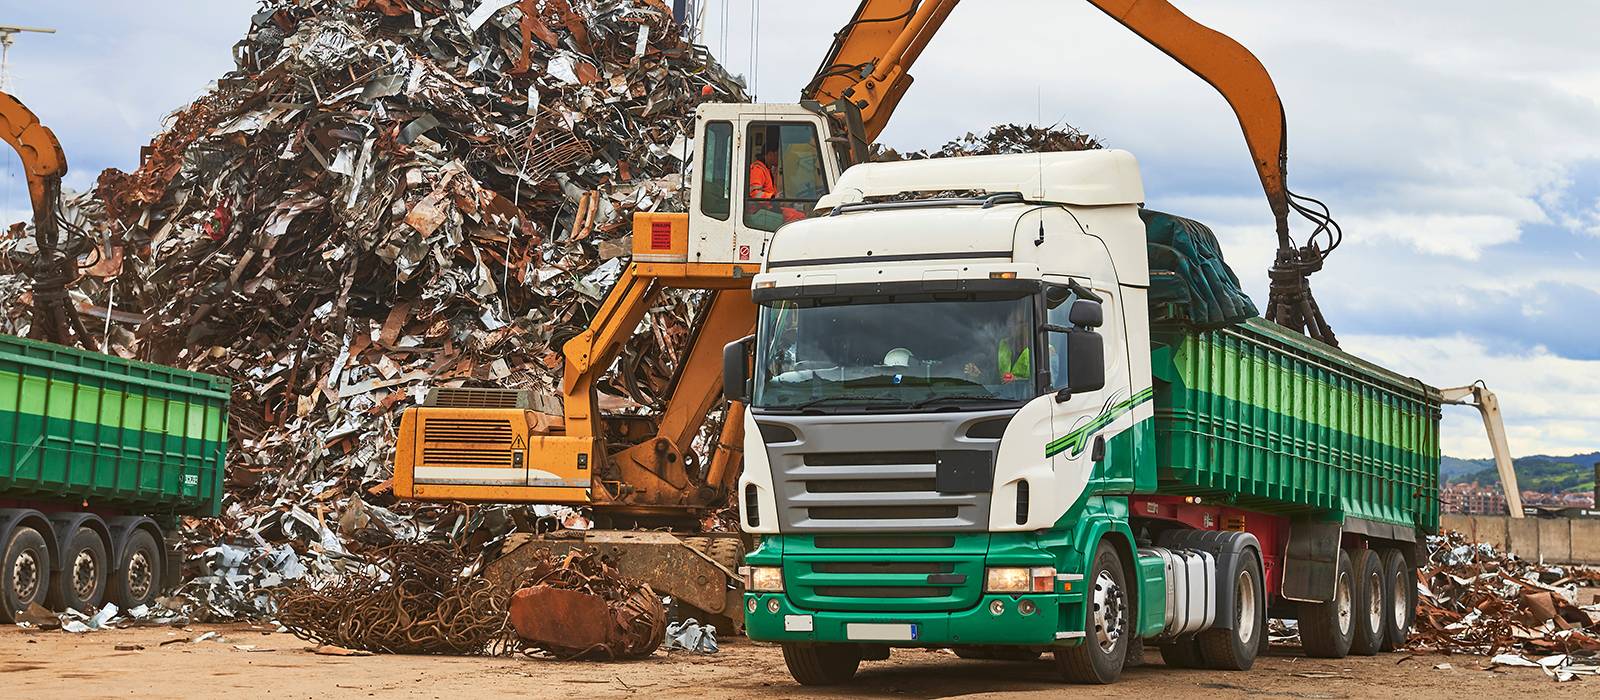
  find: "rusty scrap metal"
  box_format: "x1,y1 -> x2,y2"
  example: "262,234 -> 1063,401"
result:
507,548 -> 666,659
1413,532 -> 1600,664
274,540 -> 511,655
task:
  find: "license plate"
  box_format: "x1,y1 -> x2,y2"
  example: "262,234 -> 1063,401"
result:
845,623 -> 918,641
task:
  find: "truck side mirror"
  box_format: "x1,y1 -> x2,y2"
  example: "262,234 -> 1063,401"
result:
1067,329 -> 1105,395
723,334 -> 756,403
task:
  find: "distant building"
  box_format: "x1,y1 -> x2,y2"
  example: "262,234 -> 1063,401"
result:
1442,481 -> 1508,515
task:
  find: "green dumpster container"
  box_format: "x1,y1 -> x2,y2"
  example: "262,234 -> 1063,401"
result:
0,334 -> 230,517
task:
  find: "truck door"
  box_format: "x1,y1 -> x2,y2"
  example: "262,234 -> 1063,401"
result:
1043,280 -> 1136,497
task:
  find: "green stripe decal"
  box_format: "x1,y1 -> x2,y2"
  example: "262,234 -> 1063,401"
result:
1045,387 -> 1154,458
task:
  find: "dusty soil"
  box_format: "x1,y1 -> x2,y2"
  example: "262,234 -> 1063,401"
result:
1,624 -> 1590,699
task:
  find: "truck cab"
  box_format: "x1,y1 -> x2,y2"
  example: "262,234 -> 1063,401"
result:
729,150 -> 1157,679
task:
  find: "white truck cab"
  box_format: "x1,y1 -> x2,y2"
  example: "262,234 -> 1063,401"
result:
731,150 -> 1156,534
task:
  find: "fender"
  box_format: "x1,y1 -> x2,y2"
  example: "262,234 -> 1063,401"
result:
44,512 -> 112,574
1061,497 -> 1141,631
1159,529 -> 1261,631
0,508 -> 58,567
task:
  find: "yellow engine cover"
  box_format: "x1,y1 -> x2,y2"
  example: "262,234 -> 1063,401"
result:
394,407 -> 595,504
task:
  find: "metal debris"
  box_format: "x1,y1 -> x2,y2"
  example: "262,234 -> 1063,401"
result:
507,548 -> 666,659
1415,531 -> 1600,678
0,0 -> 746,618
274,540 -> 509,655
663,618 -> 719,654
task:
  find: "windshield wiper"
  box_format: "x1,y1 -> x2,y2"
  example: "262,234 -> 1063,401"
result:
908,395 -> 1020,410
775,395 -> 904,412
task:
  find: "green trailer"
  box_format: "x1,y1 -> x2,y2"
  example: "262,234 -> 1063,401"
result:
1,333 -> 229,620
730,151 -> 1453,685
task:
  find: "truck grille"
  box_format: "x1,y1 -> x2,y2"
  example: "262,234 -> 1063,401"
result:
753,412 -> 1008,533
787,556 -> 983,612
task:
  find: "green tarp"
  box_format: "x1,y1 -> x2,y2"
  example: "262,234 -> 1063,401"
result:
1142,209 -> 1259,328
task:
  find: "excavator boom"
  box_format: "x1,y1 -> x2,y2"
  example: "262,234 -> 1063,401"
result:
0,90 -> 91,349
808,0 -> 1338,345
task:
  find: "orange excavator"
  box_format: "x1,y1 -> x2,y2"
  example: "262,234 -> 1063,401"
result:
0,90 -> 95,349
392,0 -> 1344,625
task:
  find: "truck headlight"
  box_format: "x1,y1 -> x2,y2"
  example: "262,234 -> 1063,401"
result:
741,565 -> 784,592
985,566 -> 1056,593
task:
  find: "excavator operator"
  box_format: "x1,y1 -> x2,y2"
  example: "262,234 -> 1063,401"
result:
748,144 -> 779,200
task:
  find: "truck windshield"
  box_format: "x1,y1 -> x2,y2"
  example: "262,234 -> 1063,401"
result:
753,296 -> 1037,411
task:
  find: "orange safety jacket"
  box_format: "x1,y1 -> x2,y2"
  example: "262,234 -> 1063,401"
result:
748,161 -> 777,199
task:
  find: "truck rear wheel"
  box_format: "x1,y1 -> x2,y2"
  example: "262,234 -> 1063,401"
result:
1054,542 -> 1129,684
47,527 -> 108,613
1379,548 -> 1415,651
1298,548 -> 1354,658
782,643 -> 861,685
2,526 -> 51,622
1198,549 -> 1265,670
110,530 -> 160,610
1348,549 -> 1384,656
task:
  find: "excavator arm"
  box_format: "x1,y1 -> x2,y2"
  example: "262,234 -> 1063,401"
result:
0,90 -> 91,348
807,0 -> 1338,345
1440,382 -> 1524,518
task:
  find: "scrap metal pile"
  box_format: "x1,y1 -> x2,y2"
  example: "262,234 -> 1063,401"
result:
1415,532 -> 1600,679
0,0 -> 746,617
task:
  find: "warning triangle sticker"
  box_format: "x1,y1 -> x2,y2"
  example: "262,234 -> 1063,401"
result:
512,435 -> 526,450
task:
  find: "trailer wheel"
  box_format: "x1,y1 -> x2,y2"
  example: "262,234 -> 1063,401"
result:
1199,548 -> 1265,670
1054,542 -> 1129,684
1298,548 -> 1354,658
1379,549 -> 1415,651
1348,549 -> 1384,656
1159,636 -> 1205,668
781,643 -> 861,685
47,528 -> 108,613
2,526 -> 51,622
110,530 -> 161,609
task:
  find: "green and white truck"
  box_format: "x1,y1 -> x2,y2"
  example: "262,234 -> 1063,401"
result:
1,333 -> 229,621
724,151 -> 1445,684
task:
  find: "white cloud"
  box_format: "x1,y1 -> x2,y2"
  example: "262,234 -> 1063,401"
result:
1342,334 -> 1600,458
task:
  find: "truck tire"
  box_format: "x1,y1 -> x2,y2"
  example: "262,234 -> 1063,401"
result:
110,530 -> 161,610
1199,548 -> 1265,670
1054,542 -> 1129,684
1348,549 -> 1384,656
1379,548 -> 1415,651
1298,548 -> 1354,658
782,643 -> 861,685
2,526 -> 51,622
47,527 -> 108,613
1159,636 -> 1205,668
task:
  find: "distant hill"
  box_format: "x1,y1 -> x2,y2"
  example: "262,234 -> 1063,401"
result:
1441,452 -> 1600,496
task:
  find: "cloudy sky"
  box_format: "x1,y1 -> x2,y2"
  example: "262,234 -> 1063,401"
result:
3,1 -> 1597,458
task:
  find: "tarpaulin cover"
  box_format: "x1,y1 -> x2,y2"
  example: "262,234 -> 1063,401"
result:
1142,209 -> 1259,328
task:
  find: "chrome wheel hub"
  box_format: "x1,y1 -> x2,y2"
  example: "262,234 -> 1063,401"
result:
1091,570 -> 1126,653
127,551 -> 153,600
1236,567 -> 1258,645
1365,570 -> 1384,634
13,550 -> 40,602
1335,571 -> 1353,636
1391,568 -> 1410,631
72,550 -> 98,601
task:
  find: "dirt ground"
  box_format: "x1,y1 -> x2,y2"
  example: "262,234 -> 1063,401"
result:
1,624 -> 1590,700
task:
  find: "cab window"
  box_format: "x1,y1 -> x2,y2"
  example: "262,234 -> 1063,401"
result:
699,121 -> 733,221
744,122 -> 829,232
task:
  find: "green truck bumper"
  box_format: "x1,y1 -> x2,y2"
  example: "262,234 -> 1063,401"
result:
744,591 -> 1087,646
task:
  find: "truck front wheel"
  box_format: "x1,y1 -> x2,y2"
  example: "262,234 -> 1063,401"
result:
1298,548 -> 1354,658
2,526 -> 51,622
782,643 -> 861,685
1198,548 -> 1265,670
1054,542 -> 1129,684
